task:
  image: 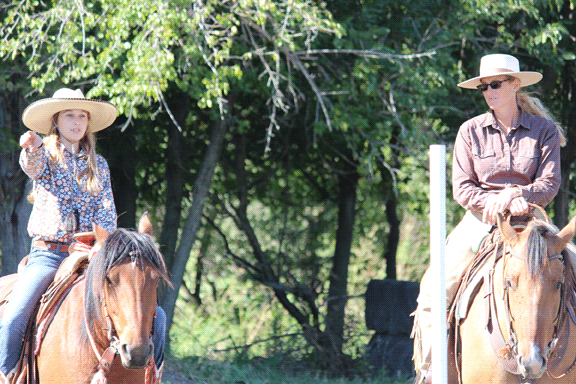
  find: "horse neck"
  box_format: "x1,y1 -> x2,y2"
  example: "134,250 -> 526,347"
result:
83,269 -> 111,348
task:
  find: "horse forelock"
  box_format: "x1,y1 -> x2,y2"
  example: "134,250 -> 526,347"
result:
521,220 -> 560,279
84,228 -> 170,331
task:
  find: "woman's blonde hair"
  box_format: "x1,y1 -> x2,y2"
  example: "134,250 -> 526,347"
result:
43,111 -> 102,195
511,77 -> 567,147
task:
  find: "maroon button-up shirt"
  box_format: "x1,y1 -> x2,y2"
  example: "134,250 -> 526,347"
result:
452,109 -> 561,213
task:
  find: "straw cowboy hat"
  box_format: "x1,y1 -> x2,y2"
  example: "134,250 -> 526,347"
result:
457,54 -> 543,89
22,88 -> 117,134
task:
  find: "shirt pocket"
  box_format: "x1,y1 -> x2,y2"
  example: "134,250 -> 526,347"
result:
472,148 -> 496,177
514,147 -> 540,176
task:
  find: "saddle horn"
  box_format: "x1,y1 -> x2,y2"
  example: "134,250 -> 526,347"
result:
497,212 -> 519,247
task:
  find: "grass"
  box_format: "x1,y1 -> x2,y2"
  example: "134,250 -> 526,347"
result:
163,208 -> 429,384
162,355 -> 413,384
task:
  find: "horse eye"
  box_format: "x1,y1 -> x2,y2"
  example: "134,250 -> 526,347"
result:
555,281 -> 563,290
506,279 -> 514,289
106,276 -> 114,287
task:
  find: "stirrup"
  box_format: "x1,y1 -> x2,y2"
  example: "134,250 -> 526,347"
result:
156,362 -> 164,383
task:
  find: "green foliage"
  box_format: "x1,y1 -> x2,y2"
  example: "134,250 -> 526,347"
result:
0,0 -> 343,122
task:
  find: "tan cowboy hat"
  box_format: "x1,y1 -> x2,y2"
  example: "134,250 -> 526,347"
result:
457,54 -> 543,89
22,88 -> 117,134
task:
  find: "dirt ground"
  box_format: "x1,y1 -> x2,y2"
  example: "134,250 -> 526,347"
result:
162,363 -> 192,384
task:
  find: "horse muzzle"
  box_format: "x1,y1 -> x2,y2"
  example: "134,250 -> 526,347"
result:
118,341 -> 154,369
517,348 -> 547,379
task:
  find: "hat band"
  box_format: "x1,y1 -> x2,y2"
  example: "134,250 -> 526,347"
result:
480,67 -> 517,76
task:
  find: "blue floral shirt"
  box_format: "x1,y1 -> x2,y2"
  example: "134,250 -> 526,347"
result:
19,144 -> 117,242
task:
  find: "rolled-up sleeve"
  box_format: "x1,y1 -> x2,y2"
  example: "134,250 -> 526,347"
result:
19,146 -> 48,179
516,122 -> 560,206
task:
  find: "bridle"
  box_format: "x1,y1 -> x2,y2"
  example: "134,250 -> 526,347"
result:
83,272 -> 157,383
84,289 -> 122,380
499,246 -> 575,379
502,248 -> 565,361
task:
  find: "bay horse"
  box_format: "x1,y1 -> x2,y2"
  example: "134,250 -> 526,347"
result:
454,213 -> 576,383
0,215 -> 170,383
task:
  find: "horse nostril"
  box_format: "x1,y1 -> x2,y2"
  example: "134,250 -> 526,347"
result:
120,343 -> 131,359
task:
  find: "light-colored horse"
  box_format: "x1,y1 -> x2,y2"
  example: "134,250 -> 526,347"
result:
455,214 -> 576,383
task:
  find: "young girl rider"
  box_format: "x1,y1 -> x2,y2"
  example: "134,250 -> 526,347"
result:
0,88 -> 165,382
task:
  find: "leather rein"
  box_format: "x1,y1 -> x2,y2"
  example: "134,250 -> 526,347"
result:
84,293 -> 121,379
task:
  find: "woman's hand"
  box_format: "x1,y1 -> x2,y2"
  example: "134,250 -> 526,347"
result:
508,196 -> 530,216
482,187 -> 526,225
19,131 -> 43,150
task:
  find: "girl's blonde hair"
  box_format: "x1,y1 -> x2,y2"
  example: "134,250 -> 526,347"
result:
43,111 -> 102,195
511,77 -> 567,147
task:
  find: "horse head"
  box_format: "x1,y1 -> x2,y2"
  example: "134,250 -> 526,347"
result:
496,213 -> 576,379
85,214 -> 170,369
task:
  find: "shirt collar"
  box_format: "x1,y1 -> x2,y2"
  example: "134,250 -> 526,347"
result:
481,109 -> 531,132
61,143 -> 88,159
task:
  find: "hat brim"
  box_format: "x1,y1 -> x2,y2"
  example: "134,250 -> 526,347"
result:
22,98 -> 117,134
457,71 -> 543,89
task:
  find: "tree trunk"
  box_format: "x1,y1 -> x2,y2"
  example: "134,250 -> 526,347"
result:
0,91 -> 32,276
384,195 -> 399,280
554,59 -> 576,228
379,162 -> 400,280
555,166 -> 571,227
160,116 -> 227,348
0,177 -> 32,276
109,135 -> 137,229
159,93 -> 190,273
324,171 -> 358,354
97,117 -> 138,230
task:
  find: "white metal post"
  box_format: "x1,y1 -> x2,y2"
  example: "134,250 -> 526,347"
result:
429,144 -> 448,384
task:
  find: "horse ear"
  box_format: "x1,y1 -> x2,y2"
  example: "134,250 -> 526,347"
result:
93,223 -> 109,243
138,212 -> 153,235
549,216 -> 576,254
497,213 -> 518,246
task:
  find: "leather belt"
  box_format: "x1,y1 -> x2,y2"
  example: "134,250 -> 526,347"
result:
33,240 -> 70,254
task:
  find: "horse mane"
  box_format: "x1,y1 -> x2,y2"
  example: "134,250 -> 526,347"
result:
522,220 -> 560,279
84,228 -> 170,335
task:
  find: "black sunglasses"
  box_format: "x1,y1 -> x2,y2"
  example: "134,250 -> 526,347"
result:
477,79 -> 510,92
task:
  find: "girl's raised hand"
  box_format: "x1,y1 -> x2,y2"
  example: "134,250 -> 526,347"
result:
19,131 -> 43,150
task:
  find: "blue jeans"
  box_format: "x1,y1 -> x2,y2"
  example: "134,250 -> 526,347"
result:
0,244 -> 166,375
0,244 -> 67,375
153,306 -> 166,368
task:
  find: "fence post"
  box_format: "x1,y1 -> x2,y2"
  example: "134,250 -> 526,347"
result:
429,144 -> 447,384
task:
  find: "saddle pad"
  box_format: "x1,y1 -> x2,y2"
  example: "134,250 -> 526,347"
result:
455,258 -> 491,321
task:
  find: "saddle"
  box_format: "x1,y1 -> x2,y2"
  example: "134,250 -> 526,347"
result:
0,251 -> 89,384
